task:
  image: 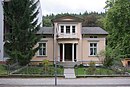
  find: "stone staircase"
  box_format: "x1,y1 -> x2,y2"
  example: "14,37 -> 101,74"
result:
64,68 -> 76,78
59,61 -> 79,68
58,62 -> 80,78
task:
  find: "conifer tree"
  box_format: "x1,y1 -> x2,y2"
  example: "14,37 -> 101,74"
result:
4,0 -> 41,65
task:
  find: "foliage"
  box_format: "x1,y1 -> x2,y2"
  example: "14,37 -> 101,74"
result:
42,12 -> 106,28
87,61 -> 96,75
75,67 -> 115,75
104,0 -> 130,58
14,65 -> 64,76
42,60 -> 51,74
105,0 -> 116,9
4,0 -> 41,65
0,64 -> 7,75
98,47 -> 123,68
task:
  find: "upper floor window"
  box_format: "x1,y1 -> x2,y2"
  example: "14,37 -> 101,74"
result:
66,26 -> 70,33
90,43 -> 97,56
61,26 -> 64,33
59,25 -> 76,34
90,36 -> 97,38
39,43 -> 46,56
72,26 -> 75,33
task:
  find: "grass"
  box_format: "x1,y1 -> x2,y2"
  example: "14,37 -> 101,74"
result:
127,69 -> 130,73
75,67 -> 116,76
15,65 -> 64,76
0,64 -> 7,75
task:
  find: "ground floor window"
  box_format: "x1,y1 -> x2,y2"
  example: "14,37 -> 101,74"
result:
89,43 -> 97,56
38,43 -> 46,56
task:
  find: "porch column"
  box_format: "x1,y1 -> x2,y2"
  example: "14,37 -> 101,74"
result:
62,43 -> 65,62
72,43 -> 74,62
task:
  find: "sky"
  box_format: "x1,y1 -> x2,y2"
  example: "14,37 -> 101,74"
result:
39,0 -> 106,16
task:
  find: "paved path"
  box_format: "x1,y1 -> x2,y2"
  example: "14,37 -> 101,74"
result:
0,77 -> 130,87
64,68 -> 76,78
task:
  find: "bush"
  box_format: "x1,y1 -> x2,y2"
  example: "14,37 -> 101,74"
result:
87,61 -> 96,75
42,60 -> 51,74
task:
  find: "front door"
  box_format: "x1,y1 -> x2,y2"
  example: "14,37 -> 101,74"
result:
65,44 -> 72,61
128,61 -> 130,67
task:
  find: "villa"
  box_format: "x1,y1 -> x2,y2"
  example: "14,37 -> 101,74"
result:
31,15 -> 108,66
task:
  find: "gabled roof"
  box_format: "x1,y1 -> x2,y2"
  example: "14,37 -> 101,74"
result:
82,27 -> 108,35
37,27 -> 53,34
52,15 -> 83,22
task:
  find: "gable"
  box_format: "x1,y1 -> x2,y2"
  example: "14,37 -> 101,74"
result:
52,15 -> 83,22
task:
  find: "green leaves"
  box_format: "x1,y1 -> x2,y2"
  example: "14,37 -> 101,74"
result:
105,0 -> 130,58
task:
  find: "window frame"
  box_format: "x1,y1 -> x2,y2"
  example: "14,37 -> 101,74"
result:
60,26 -> 64,33
38,42 -> 47,56
90,36 -> 97,38
66,26 -> 70,33
72,26 -> 75,33
89,43 -> 98,56
59,24 -> 77,34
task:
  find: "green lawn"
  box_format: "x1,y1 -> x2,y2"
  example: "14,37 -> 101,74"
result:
0,64 -> 7,75
75,67 -> 115,76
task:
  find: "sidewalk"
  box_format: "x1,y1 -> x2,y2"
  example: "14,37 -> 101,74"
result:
0,77 -> 130,86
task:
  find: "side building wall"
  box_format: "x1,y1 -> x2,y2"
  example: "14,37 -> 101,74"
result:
82,35 -> 106,64
31,37 -> 54,65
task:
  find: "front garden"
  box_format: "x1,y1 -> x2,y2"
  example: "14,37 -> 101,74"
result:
13,65 -> 64,76
75,61 -> 130,76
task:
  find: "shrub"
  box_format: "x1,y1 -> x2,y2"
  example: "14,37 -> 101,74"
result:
87,61 -> 96,75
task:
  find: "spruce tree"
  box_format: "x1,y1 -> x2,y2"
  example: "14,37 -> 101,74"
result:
4,0 -> 41,65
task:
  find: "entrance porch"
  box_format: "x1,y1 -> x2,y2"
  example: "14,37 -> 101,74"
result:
58,43 -> 77,62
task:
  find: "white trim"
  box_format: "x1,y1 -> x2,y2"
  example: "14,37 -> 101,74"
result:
58,44 -> 60,61
37,42 -> 47,56
104,38 -> 106,49
89,42 -> 98,56
58,24 -> 77,34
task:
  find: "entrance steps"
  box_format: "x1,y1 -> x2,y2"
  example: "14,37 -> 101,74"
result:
64,68 -> 76,78
58,62 -> 80,78
59,61 -> 80,68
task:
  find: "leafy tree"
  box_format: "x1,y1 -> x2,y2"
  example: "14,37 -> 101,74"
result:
42,12 -> 105,27
105,0 -> 130,58
105,0 -> 115,9
82,14 -> 97,27
4,0 -> 41,65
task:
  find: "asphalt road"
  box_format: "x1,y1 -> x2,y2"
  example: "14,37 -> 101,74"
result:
0,77 -> 130,87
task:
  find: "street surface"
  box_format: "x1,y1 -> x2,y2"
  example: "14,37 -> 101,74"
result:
0,77 -> 130,87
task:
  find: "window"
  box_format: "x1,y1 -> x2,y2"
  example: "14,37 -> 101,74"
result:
66,26 -> 70,33
90,43 -> 97,56
39,43 -> 46,56
60,26 -> 64,33
72,26 -> 75,33
90,36 -> 97,38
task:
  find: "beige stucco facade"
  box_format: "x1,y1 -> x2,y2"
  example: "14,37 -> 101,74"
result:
31,15 -> 108,65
